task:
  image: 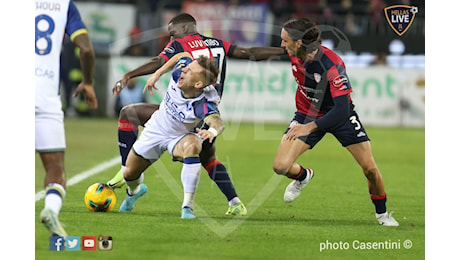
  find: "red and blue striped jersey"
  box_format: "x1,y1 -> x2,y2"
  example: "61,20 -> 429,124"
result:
289,46 -> 354,118
159,33 -> 234,97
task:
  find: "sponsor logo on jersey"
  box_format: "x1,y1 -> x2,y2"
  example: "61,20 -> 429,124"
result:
165,46 -> 175,53
332,75 -> 348,90
203,39 -> 220,47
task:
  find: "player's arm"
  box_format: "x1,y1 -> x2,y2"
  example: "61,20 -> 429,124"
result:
150,52 -> 192,80
284,95 -> 350,141
230,46 -> 287,61
113,56 -> 167,96
197,114 -> 225,143
143,52 -> 192,95
72,33 -> 98,109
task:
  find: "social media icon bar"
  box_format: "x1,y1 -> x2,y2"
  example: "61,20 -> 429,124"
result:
49,235 -> 112,251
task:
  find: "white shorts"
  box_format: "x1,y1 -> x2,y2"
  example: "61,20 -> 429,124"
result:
35,112 -> 65,152
132,114 -> 197,163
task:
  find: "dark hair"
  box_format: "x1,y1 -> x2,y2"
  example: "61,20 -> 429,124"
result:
283,18 -> 321,52
169,13 -> 197,25
196,56 -> 219,86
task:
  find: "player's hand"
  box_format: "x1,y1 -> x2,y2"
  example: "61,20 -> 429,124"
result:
74,82 -> 98,109
284,123 -> 317,141
144,73 -> 160,95
196,128 -> 216,143
112,77 -> 129,96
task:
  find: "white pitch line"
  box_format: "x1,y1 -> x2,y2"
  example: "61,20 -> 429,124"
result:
35,156 -> 119,202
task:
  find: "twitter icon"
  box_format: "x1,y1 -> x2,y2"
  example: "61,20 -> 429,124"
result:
65,236 -> 81,251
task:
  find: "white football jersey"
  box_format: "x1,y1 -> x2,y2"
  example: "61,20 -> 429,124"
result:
153,57 -> 220,136
35,0 -> 87,114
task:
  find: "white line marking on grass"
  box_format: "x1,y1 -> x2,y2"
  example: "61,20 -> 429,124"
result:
35,156 -> 119,202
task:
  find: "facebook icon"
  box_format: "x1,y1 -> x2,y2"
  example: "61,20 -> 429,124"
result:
49,236 -> 65,251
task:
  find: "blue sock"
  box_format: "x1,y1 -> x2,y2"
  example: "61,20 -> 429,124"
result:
118,120 -> 138,166
371,193 -> 387,214
204,159 -> 238,201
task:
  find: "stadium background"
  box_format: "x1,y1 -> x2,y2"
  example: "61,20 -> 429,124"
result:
64,0 -> 425,128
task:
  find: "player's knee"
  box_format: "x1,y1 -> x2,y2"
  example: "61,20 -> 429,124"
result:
363,167 -> 380,180
182,135 -> 202,155
272,160 -> 290,176
119,104 -> 133,121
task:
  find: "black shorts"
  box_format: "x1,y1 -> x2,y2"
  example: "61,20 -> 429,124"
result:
285,111 -> 370,149
194,120 -> 216,151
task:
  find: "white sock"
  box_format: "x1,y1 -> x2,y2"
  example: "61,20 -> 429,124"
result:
44,183 -> 66,214
376,212 -> 388,218
181,158 -> 201,209
125,173 -> 144,195
228,197 -> 241,206
182,192 -> 195,209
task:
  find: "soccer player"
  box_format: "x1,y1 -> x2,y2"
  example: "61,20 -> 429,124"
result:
119,53 -> 222,219
108,13 -> 286,216
35,0 -> 97,236
272,17 -> 399,226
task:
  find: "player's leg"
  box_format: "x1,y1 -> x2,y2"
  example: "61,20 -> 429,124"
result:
119,116 -> 168,212
107,103 -> 160,188
39,152 -> 68,236
200,142 -> 247,216
36,113 -> 68,236
273,135 -> 315,203
173,134 -> 203,219
337,110 -> 398,226
346,141 -> 399,226
119,149 -> 150,212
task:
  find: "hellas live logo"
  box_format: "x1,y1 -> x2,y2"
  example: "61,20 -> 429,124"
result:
384,5 -> 419,36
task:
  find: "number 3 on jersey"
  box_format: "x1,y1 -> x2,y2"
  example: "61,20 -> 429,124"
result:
191,48 -> 225,84
35,14 -> 55,55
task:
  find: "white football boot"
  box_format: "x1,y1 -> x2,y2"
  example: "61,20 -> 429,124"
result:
283,168 -> 314,203
376,211 -> 400,226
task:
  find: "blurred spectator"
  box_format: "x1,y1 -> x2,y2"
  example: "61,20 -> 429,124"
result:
268,0 -> 295,47
367,0 -> 387,26
122,26 -> 150,56
370,51 -> 388,65
293,0 -> 323,18
114,78 -> 146,116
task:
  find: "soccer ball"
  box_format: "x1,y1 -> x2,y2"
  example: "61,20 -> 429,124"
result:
84,183 -> 117,212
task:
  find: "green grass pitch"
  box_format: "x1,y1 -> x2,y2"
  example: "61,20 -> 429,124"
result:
35,118 -> 424,259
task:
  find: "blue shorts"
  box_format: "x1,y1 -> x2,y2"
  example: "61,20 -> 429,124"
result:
285,111 -> 370,149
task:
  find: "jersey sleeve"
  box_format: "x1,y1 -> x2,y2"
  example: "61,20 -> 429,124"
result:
159,41 -> 185,61
171,57 -> 193,83
221,39 -> 236,56
66,1 -> 87,42
193,99 -> 220,120
326,64 -> 352,98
